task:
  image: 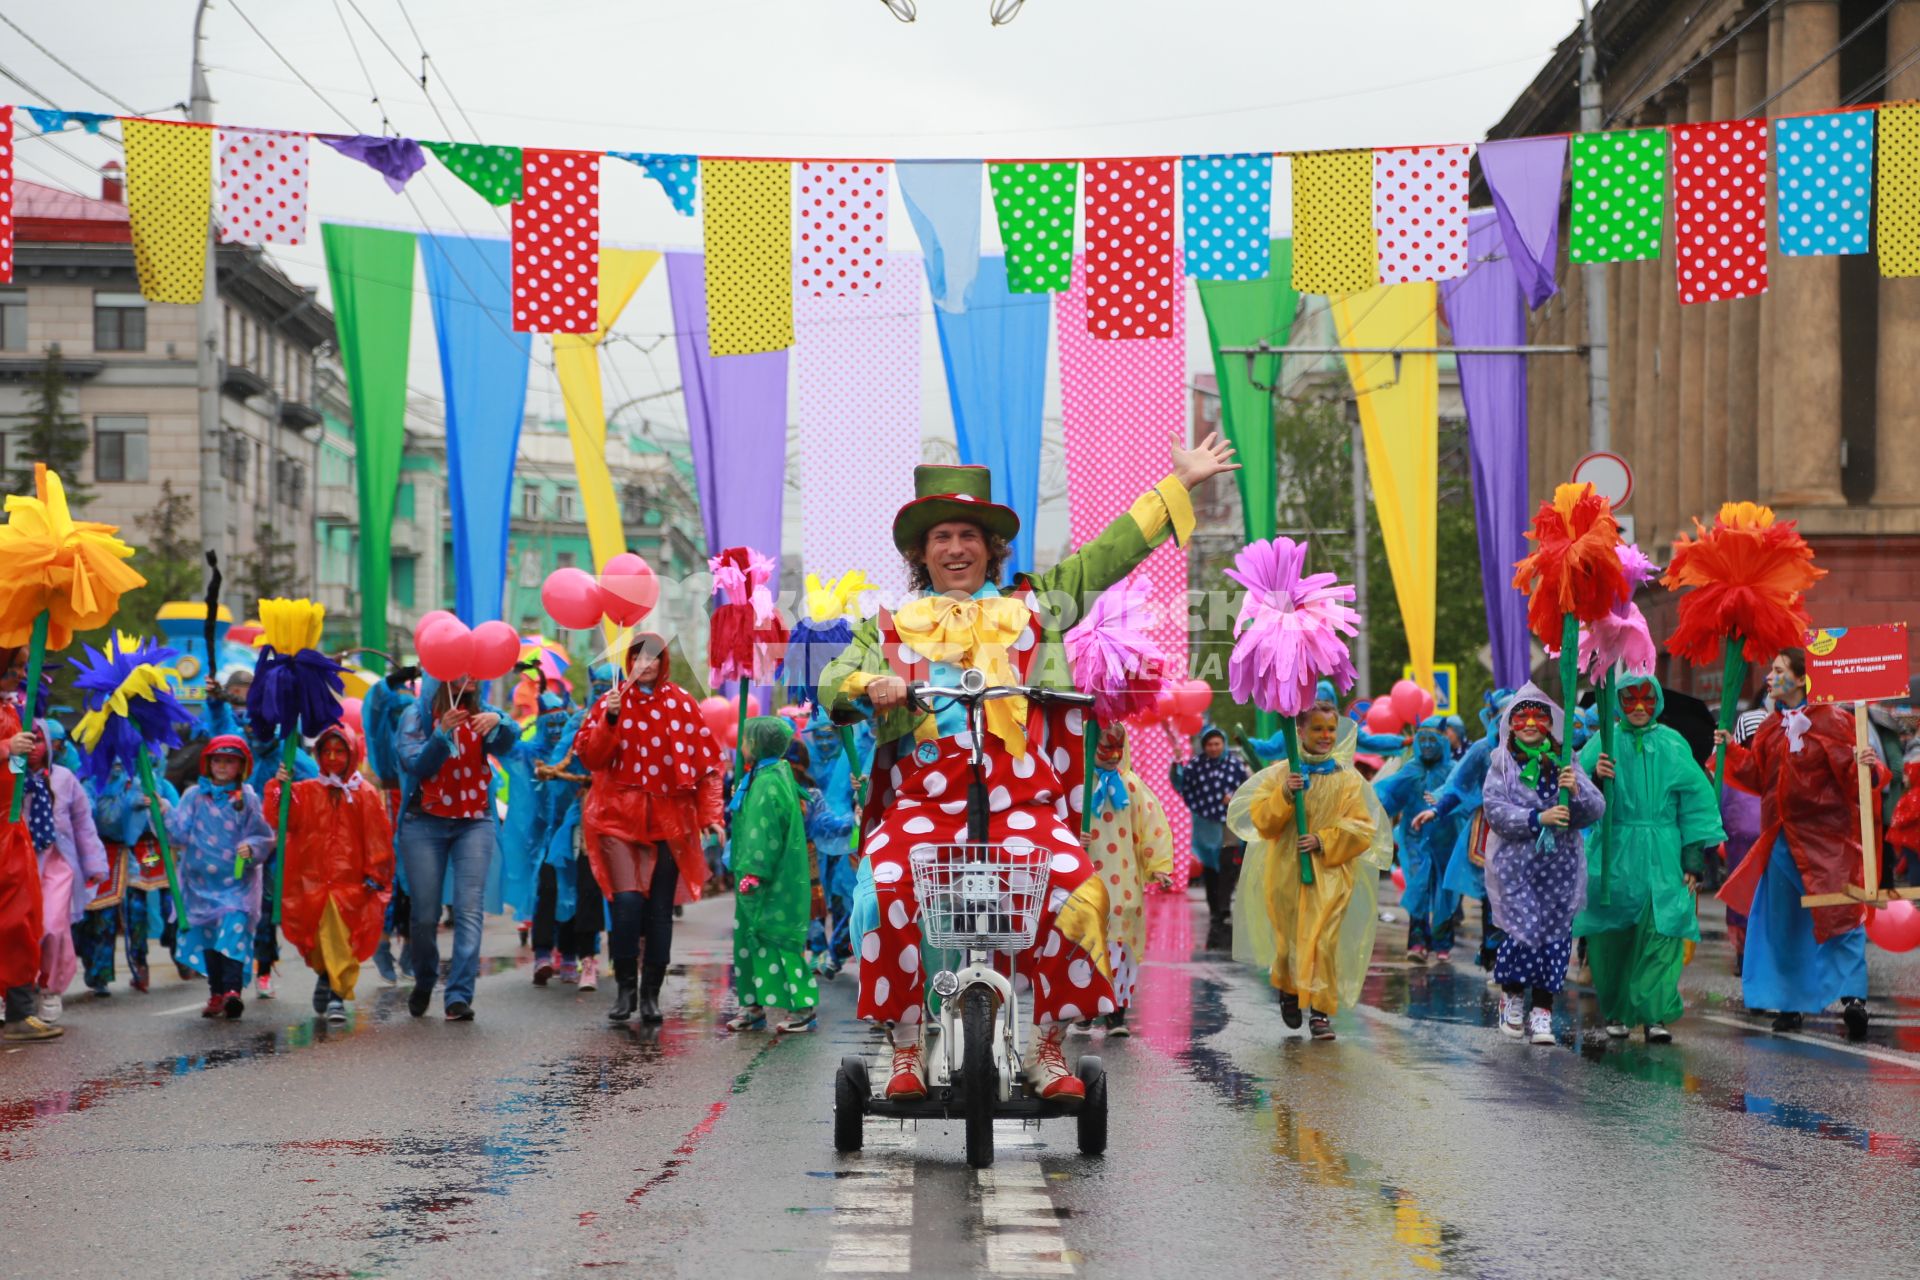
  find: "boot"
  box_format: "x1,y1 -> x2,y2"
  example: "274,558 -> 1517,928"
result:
607,958 -> 639,1023
639,963 -> 666,1024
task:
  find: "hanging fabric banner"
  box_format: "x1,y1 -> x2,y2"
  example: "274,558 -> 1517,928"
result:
796,162 -> 890,297
124,119 -> 212,304
1776,111 -> 1873,257
22,107 -> 112,135
1181,152 -> 1272,282
1331,283 -> 1437,689
420,233 -> 532,625
424,141 -> 523,206
667,252 -> 790,584
797,252 -> 921,605
1477,135 -> 1566,308
703,160 -> 793,356
511,148 -> 600,334
1438,213 -> 1530,690
1879,106 -> 1920,277
0,107 -> 13,285
1290,149 -> 1375,295
553,247 -> 662,583
1198,238 -> 1297,546
1569,127 -> 1666,264
321,223 -> 416,651
988,161 -> 1077,293
320,134 -> 425,192
608,152 -> 698,216
1670,119 -> 1768,304
897,160 -> 981,313
1057,253 -> 1191,887
930,255 -> 1050,576
1373,143 -> 1473,284
1084,157 -> 1177,338
215,128 -> 309,246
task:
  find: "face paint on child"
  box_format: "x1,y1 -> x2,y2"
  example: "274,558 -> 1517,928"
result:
1619,685 -> 1658,727
1301,707 -> 1340,756
1510,704 -> 1553,745
318,738 -> 352,777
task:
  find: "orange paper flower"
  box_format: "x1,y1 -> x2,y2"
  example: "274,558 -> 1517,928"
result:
1511,482 -> 1628,648
1662,502 -> 1823,664
0,467 -> 146,649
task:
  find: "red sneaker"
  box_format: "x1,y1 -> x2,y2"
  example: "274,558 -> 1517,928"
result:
884,1043 -> 928,1101
1025,1027 -> 1085,1101
200,993 -> 225,1019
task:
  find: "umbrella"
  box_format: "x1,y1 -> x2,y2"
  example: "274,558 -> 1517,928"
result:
1657,686 -> 1718,768
519,635 -> 570,680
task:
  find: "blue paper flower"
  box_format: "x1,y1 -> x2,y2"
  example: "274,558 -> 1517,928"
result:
71,634 -> 198,788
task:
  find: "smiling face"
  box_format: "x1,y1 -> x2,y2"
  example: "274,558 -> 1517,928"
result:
1510,703 -> 1553,747
1300,707 -> 1340,756
921,521 -> 991,597
1769,652 -> 1807,707
208,754 -> 244,784
317,737 -> 352,778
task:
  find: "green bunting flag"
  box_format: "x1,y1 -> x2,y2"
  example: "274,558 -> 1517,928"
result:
1568,128 -> 1667,264
424,141 -> 524,206
989,162 -> 1077,293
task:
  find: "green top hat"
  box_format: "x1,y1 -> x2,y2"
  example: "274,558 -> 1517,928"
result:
891,464 -> 1021,555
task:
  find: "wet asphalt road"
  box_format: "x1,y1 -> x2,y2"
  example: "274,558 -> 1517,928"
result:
4,888 -> 1918,1280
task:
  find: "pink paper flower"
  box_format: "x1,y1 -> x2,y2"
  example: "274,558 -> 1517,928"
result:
1579,601 -> 1657,682
1063,574 -> 1165,723
1224,538 -> 1361,717
1612,543 -> 1661,619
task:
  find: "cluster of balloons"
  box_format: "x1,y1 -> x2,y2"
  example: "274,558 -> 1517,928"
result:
1126,677 -> 1213,737
542,552 -> 660,631
695,694 -> 740,749
414,611 -> 524,684
1363,678 -> 1436,737
1866,898 -> 1920,953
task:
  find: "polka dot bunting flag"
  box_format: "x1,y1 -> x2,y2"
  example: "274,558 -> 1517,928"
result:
0,106 -> 12,284
1775,111 -> 1872,257
216,128 -> 310,246
990,161 -> 1077,293
1083,157 -> 1176,339
1372,143 -> 1473,283
702,159 -> 794,355
1290,150 -> 1376,295
424,141 -> 524,207
1669,119 -> 1767,304
124,118 -> 213,304
1568,127 -> 1666,264
795,162 -> 889,297
1876,105 -> 1920,278
510,149 -> 600,334
1181,152 -> 1272,281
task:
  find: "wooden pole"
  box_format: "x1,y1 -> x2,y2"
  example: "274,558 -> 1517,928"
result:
1856,699 -> 1879,901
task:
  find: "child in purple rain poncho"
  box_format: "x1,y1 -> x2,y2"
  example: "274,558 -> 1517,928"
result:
165,736 -> 276,1020
1481,683 -> 1604,1047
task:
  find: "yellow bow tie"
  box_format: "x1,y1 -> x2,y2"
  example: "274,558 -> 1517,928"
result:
894,594 -> 1032,756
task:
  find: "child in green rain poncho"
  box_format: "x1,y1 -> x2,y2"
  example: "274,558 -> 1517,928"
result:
1574,675 -> 1725,1043
726,717 -> 821,1034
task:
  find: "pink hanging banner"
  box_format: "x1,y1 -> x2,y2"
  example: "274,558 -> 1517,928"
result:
1082,158 -> 1177,339
216,128 -> 310,245
1671,119 -> 1769,304
0,106 -> 12,283
796,161 -> 890,298
1372,143 -> 1473,284
511,149 -> 601,333
795,252 -> 920,605
1057,254 -> 1193,885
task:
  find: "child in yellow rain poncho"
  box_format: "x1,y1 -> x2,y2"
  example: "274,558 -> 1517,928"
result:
1081,722 -> 1174,1035
1227,702 -> 1392,1040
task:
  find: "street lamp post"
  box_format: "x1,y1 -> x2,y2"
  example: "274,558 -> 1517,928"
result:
191,0 -> 226,558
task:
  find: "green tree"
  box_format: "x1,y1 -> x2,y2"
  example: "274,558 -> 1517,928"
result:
237,524 -> 299,607
7,350 -> 93,507
115,481 -> 202,634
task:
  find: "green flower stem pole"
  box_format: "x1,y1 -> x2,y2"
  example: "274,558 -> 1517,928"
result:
1557,614 -> 1581,809
1713,635 -> 1747,791
136,746 -> 184,907
1081,718 -> 1099,835
271,727 -> 299,925
1280,717 -> 1315,888
735,677 -> 751,781
1596,666 -> 1617,906
837,724 -> 865,853
6,612 -> 49,823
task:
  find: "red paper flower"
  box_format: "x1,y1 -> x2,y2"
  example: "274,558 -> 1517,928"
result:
1662,502 -> 1824,664
1511,483 -> 1628,648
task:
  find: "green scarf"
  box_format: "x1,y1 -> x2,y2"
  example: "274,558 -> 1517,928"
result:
1513,737 -> 1554,787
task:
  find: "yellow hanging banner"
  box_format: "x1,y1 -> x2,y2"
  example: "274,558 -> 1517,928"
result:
1331,284 -> 1438,689
124,120 -> 213,304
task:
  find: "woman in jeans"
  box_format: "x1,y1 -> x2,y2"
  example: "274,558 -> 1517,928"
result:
573,633 -> 724,1024
395,678 -> 518,1021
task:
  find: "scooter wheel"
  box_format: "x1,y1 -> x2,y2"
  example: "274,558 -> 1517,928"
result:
962,986 -> 998,1169
834,1057 -> 866,1153
1076,1055 -> 1107,1156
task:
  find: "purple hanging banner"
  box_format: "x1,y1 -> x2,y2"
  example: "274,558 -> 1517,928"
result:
1439,212 -> 1530,689
666,252 -> 789,586
1478,136 -> 1566,310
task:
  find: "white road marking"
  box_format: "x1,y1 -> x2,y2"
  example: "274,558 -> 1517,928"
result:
1700,1013 -> 1920,1071
154,1002 -> 207,1016
977,1150 -> 1072,1276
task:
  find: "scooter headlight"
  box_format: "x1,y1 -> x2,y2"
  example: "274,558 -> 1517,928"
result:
930,970 -> 961,999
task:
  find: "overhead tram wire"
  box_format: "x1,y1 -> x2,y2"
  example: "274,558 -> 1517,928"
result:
1746,0 -> 1899,117
0,13 -> 154,115
1607,0 -> 1782,126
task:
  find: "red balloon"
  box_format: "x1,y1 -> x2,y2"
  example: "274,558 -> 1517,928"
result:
542,567 -> 605,631
1867,899 -> 1920,952
1171,710 -> 1206,737
1366,701 -> 1402,735
1390,679 -> 1425,725
418,618 -> 474,683
599,552 -> 660,628
1391,865 -> 1407,893
698,695 -> 733,734
1151,689 -> 1179,724
414,609 -> 457,641
1172,678 -> 1212,716
469,620 -> 522,682
1416,688 -> 1437,721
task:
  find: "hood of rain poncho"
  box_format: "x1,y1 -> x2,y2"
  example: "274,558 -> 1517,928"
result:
200,733 -> 254,779
1224,715 -> 1395,1011
742,714 -> 795,763
1480,686 -> 1517,735
1488,682 -> 1562,787
312,723 -> 366,790
806,719 -> 843,766
1413,715 -> 1448,762
535,691 -> 572,746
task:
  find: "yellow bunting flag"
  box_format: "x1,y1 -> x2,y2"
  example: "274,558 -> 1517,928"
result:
123,120 -> 213,304
1877,105 -> 1920,278
1290,150 -> 1376,296
702,160 -> 793,356
1331,284 -> 1438,689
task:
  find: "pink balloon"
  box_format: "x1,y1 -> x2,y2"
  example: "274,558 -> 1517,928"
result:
1417,688 -> 1437,721
1391,865 -> 1407,893
469,620 -> 521,682
542,567 -> 605,631
340,697 -> 364,735
698,695 -> 733,734
1366,701 -> 1402,735
718,716 -> 739,749
776,703 -> 809,732
599,553 -> 660,628
1172,678 -> 1212,716
1867,899 -> 1920,953
1171,710 -> 1206,737
418,618 -> 475,683
1390,679 -> 1425,725
414,609 -> 457,640
1152,689 -> 1179,725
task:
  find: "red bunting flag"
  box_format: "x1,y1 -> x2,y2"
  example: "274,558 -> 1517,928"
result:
1670,119 -> 1769,304
1082,158 -> 1176,339
0,106 -> 13,284
511,149 -> 601,333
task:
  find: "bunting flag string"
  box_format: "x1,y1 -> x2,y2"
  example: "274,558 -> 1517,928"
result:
123,118 -> 212,304
320,134 -> 425,192
1371,143 -> 1473,284
1290,149 -> 1374,295
989,161 -> 1077,293
1670,119 -> 1768,304
215,128 -> 310,246
608,152 -> 699,216
1876,105 -> 1920,278
1478,136 -> 1566,309
1083,157 -> 1176,338
511,148 -> 601,334
1181,152 -> 1271,282
1775,110 -> 1873,256
702,159 -> 793,356
425,141 -> 524,206
0,106 -> 13,285
795,162 -> 889,297
1569,126 -> 1666,264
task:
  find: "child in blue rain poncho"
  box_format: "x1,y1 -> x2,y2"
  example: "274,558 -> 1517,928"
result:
1374,716 -> 1461,963
1415,688 -> 1515,972
503,691 -> 600,989
76,761 -> 180,995
803,718 -> 865,979
164,735 -> 275,1019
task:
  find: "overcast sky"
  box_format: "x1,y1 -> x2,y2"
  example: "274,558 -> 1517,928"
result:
5,0 -> 1584,557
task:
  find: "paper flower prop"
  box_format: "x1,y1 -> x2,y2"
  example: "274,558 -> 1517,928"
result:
1578,544 -> 1661,682
0,467 -> 146,648
71,632 -> 197,788
782,571 -> 875,706
1662,501 -> 1823,664
1224,538 -> 1361,715
1063,573 -> 1165,723
708,546 -> 787,685
246,597 -> 345,740
1511,483 -> 1628,649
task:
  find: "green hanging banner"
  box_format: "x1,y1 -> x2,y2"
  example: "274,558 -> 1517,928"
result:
424,142 -> 524,206
321,223 -> 416,652
1198,238 -> 1297,546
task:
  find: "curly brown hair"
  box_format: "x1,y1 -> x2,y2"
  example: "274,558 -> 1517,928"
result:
905,526 -> 1013,592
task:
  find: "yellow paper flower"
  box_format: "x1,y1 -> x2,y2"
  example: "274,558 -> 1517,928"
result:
72,660 -> 183,751
257,598 -> 326,652
0,466 -> 146,649
804,571 -> 876,624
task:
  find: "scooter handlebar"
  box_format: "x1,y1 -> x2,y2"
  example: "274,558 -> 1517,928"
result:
906,679 -> 1095,712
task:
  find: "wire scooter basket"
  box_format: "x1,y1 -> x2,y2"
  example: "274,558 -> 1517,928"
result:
908,843 -> 1053,952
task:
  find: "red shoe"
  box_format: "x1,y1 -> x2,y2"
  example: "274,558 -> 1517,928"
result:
884,1043 -> 928,1101
200,993 -> 225,1019
223,992 -> 245,1020
1025,1027 -> 1085,1101
130,965 -> 150,993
